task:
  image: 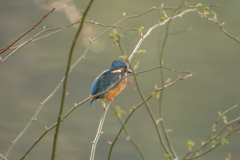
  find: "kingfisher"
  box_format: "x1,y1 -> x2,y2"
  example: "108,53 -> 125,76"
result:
89,60 -> 134,105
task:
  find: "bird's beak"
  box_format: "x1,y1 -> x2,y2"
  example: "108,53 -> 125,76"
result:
126,69 -> 138,76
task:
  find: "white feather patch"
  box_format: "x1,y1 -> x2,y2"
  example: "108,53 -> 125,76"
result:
111,70 -> 122,73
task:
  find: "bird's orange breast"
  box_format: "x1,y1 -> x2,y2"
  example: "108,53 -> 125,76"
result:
104,77 -> 127,100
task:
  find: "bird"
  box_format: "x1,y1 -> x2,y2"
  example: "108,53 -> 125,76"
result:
89,60 -> 134,105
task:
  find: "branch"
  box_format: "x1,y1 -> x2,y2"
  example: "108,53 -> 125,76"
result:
90,101 -> 111,160
183,106 -> 240,159
129,61 -> 171,156
184,126 -> 240,160
3,4 -> 221,159
157,3 -> 184,158
193,10 -> 240,44
128,9 -> 196,62
110,104 -> 146,160
0,7 -> 56,54
7,20 -> 129,51
0,154 -> 7,160
51,0 -> 94,159
19,66 -> 191,159
2,10 -> 198,158
108,74 -> 194,159
207,101 -> 240,141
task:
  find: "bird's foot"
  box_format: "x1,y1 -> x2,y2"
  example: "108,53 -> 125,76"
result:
109,98 -> 114,103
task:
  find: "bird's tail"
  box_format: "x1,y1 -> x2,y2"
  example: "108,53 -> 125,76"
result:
89,99 -> 94,105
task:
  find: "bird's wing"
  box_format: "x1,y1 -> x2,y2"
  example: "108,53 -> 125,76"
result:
91,70 -> 120,98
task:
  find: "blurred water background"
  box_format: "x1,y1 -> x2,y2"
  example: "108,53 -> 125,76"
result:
0,0 -> 240,159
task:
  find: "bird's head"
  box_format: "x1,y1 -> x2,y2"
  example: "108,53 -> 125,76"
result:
110,60 -> 133,74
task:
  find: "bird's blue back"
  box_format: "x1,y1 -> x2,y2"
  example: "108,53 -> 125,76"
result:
90,69 -> 124,98
89,60 -> 128,105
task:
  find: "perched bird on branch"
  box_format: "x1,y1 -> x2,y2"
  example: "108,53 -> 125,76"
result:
89,60 -> 134,105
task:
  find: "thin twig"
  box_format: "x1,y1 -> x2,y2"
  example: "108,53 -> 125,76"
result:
184,127 -> 240,160
207,101 -> 240,141
157,2 -> 185,158
3,4 -> 226,159
128,9 -> 196,61
193,10 -> 240,44
0,7 -> 55,54
8,21 -> 130,51
0,22 -> 80,67
90,101 -> 111,160
183,101 -> 240,159
51,0 -> 94,159
108,74 -> 194,159
185,115 -> 240,159
19,65 -> 167,159
128,61 -> 171,155
120,34 -> 174,157
0,154 -> 7,160
115,37 -> 146,159
110,105 -> 146,160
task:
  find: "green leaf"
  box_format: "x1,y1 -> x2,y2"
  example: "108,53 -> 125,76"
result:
123,30 -> 134,35
222,115 -> 227,123
138,27 -> 144,38
135,50 -> 146,54
133,61 -> 140,70
150,6 -> 157,10
158,17 -> 166,25
152,91 -> 160,99
119,56 -> 126,60
203,6 -> 209,15
221,138 -> 229,145
195,3 -> 202,7
188,140 -> 195,148
212,140 -> 216,148
226,153 -> 231,160
101,101 -> 106,108
222,115 -> 227,120
129,108 -> 133,114
164,154 -> 172,160
109,29 -> 119,45
123,12 -> 126,18
139,27 -> 144,32
211,10 -> 217,20
165,77 -> 171,83
162,11 -> 167,18
188,140 -> 195,151
112,106 -> 126,118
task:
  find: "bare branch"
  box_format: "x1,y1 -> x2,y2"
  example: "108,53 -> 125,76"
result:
0,7 -> 56,54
